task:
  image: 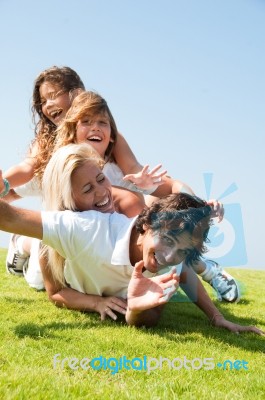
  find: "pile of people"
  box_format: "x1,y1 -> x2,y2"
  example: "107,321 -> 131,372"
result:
0,66 -> 263,335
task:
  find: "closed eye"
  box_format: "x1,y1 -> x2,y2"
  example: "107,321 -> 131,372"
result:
83,184 -> 92,193
97,173 -> 105,183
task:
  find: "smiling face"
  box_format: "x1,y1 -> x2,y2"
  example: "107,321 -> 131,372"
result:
39,82 -> 72,126
138,229 -> 196,274
71,160 -> 114,213
75,112 -> 112,158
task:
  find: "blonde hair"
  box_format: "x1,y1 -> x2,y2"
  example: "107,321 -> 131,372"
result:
42,142 -> 105,286
54,91 -> 118,162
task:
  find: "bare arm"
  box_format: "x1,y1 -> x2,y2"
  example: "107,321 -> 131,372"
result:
0,142 -> 38,194
112,132 -> 143,175
113,133 -> 194,197
0,198 -> 42,239
2,159 -> 36,189
0,189 -> 22,203
112,186 -> 145,217
151,175 -> 195,197
180,263 -> 264,335
40,253 -> 127,321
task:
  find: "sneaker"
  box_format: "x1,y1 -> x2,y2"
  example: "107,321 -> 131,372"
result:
203,260 -> 240,303
6,234 -> 29,276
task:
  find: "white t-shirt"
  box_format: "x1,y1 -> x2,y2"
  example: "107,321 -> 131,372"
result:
42,210 -> 137,298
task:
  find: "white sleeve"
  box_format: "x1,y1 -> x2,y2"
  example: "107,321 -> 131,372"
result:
41,210 -> 100,260
14,177 -> 42,197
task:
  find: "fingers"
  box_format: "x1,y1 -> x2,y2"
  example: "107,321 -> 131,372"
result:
217,319 -> 265,336
148,164 -> 167,185
101,297 -> 127,321
101,306 -> 117,321
157,266 -> 178,282
123,173 -> 134,182
141,165 -> 150,174
237,325 -> 265,336
207,199 -> 225,222
132,260 -> 145,277
162,285 -> 177,301
148,164 -> 162,174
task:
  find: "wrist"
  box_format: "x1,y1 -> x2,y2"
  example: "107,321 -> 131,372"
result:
210,313 -> 225,326
133,184 -> 159,195
0,178 -> 10,198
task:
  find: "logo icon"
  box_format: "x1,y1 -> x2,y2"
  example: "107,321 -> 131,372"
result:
203,173 -> 247,267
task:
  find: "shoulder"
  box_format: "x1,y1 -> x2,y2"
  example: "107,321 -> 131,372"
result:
103,162 -> 123,177
42,209 -> 127,230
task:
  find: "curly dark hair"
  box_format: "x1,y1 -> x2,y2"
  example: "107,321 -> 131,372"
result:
135,193 -> 212,265
31,66 -> 85,181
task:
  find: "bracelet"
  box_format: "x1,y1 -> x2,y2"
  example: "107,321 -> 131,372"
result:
0,178 -> 10,198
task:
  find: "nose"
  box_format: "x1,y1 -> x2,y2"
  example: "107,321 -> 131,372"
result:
164,249 -> 183,265
94,183 -> 107,196
45,98 -> 56,108
164,248 -> 176,263
90,121 -> 100,130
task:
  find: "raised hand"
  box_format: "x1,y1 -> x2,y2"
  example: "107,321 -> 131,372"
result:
127,261 -> 179,311
123,164 -> 167,190
207,198 -> 224,222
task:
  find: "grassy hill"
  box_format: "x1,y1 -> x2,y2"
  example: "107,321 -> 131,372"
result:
0,248 -> 264,399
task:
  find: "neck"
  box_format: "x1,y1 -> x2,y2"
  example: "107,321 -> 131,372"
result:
129,226 -> 143,265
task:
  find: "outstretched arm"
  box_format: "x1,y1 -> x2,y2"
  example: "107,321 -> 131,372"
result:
126,261 -> 179,327
40,253 -> 127,321
113,133 -> 195,197
180,263 -> 264,335
0,189 -> 22,203
112,133 -> 143,175
112,186 -> 145,217
0,196 -> 42,239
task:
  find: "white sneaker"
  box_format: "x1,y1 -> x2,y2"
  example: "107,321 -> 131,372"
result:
6,234 -> 29,276
202,260 -> 240,303
23,238 -> 45,291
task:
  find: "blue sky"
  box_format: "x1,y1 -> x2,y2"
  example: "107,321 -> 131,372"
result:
0,0 -> 264,270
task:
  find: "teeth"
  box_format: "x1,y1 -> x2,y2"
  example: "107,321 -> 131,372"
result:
96,198 -> 109,207
88,135 -> 102,141
50,110 -> 61,118
154,253 -> 163,266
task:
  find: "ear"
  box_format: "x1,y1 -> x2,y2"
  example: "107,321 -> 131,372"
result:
142,224 -> 148,232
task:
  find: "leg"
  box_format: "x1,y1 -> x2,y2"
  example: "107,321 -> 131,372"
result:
190,259 -> 240,303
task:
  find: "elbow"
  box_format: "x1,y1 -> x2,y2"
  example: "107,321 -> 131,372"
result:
46,291 -> 63,308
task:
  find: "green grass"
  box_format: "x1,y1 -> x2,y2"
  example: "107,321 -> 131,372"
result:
0,248 -> 264,400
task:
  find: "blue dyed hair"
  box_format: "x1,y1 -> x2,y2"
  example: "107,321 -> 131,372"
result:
135,193 -> 212,265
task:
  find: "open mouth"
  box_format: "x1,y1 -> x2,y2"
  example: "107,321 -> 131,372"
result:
49,109 -> 63,120
95,196 -> 112,211
153,253 -> 165,267
87,135 -> 102,142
